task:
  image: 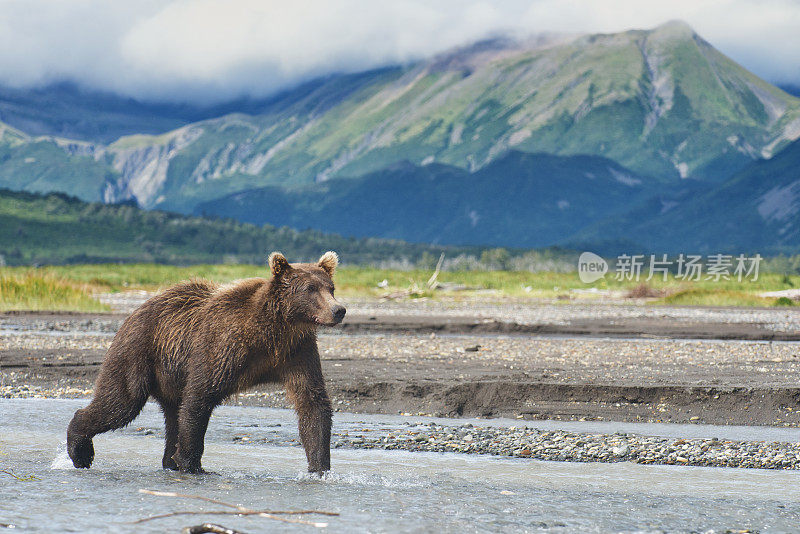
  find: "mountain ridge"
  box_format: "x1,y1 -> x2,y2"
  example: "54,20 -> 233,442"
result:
2,22 -> 799,210
195,151 -> 657,248
567,138 -> 800,254
1,21 -> 799,254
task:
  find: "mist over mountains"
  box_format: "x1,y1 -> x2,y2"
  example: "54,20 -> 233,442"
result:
1,21 -> 799,255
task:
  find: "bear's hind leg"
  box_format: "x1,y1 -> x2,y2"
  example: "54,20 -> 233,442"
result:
173,393 -> 216,474
159,402 -> 180,470
67,373 -> 149,469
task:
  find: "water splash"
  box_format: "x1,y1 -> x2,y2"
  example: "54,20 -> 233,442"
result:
50,441 -> 73,470
296,470 -> 425,488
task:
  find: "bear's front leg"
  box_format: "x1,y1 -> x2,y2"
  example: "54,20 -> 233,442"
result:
173,393 -> 216,474
285,338 -> 332,474
289,374 -> 332,474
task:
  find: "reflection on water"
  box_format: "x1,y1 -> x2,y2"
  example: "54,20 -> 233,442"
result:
2,398 -> 800,533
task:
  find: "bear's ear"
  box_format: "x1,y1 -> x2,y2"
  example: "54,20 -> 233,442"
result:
268,252 -> 291,278
318,251 -> 338,277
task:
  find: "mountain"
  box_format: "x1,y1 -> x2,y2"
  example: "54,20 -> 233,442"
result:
0,119 -> 116,201
101,21 -> 800,212
1,21 -> 798,215
568,138 -> 800,254
196,151 -> 655,248
0,188 -> 468,266
0,82 -> 193,144
0,81 -> 358,144
1,21 -> 799,254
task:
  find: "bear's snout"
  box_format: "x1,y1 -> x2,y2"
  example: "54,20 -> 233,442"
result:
332,305 -> 346,324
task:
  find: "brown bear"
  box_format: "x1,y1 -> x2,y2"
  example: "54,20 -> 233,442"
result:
67,251 -> 344,474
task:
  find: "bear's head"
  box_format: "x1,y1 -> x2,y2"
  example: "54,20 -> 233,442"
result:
268,251 -> 346,327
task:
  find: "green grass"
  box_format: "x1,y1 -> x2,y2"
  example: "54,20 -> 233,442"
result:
110,131 -> 176,150
27,263 -> 266,292
658,288 -> 775,307
2,264 -> 798,311
0,265 -> 654,296
0,271 -> 110,312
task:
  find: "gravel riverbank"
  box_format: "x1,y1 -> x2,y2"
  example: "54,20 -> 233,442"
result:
334,423 -> 800,470
224,419 -> 800,471
3,298 -> 800,426
347,298 -> 800,334
4,326 -> 800,426
96,292 -> 800,334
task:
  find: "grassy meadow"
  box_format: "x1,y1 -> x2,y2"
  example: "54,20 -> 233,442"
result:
0,270 -> 110,312
1,263 -> 798,312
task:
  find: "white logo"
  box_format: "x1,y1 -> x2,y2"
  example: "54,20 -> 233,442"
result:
578,252 -> 608,283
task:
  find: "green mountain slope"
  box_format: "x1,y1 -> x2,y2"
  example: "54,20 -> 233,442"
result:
99,22 -> 799,212
567,138 -> 800,254
1,21 -> 799,255
2,22 -> 798,215
0,120 -> 117,201
196,151 -> 655,248
0,189 -> 466,265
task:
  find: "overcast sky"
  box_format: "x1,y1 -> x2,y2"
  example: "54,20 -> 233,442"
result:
0,0 -> 798,103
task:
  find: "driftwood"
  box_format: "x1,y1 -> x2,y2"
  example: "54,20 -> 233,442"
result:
382,252 -> 446,299
0,468 -> 39,481
136,489 -> 337,528
182,524 -> 248,534
426,252 -> 445,289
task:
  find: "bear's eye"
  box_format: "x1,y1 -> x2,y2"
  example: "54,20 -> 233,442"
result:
305,284 -> 318,293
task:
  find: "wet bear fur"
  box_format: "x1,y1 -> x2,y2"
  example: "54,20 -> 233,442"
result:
67,251 -> 344,474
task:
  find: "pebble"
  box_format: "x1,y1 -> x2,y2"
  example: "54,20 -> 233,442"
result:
1,385 -> 93,399
46,290 -> 800,335
328,424 -> 800,471
345,298 -> 800,333
4,301 -> 800,390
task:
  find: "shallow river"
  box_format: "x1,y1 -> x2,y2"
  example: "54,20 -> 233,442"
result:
2,399 -> 799,533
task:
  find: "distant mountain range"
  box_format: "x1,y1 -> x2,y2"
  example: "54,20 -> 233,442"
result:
570,138 -> 800,254
196,151 -> 656,248
1,21 -> 799,255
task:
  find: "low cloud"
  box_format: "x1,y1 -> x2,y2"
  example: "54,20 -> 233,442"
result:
0,0 -> 798,103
